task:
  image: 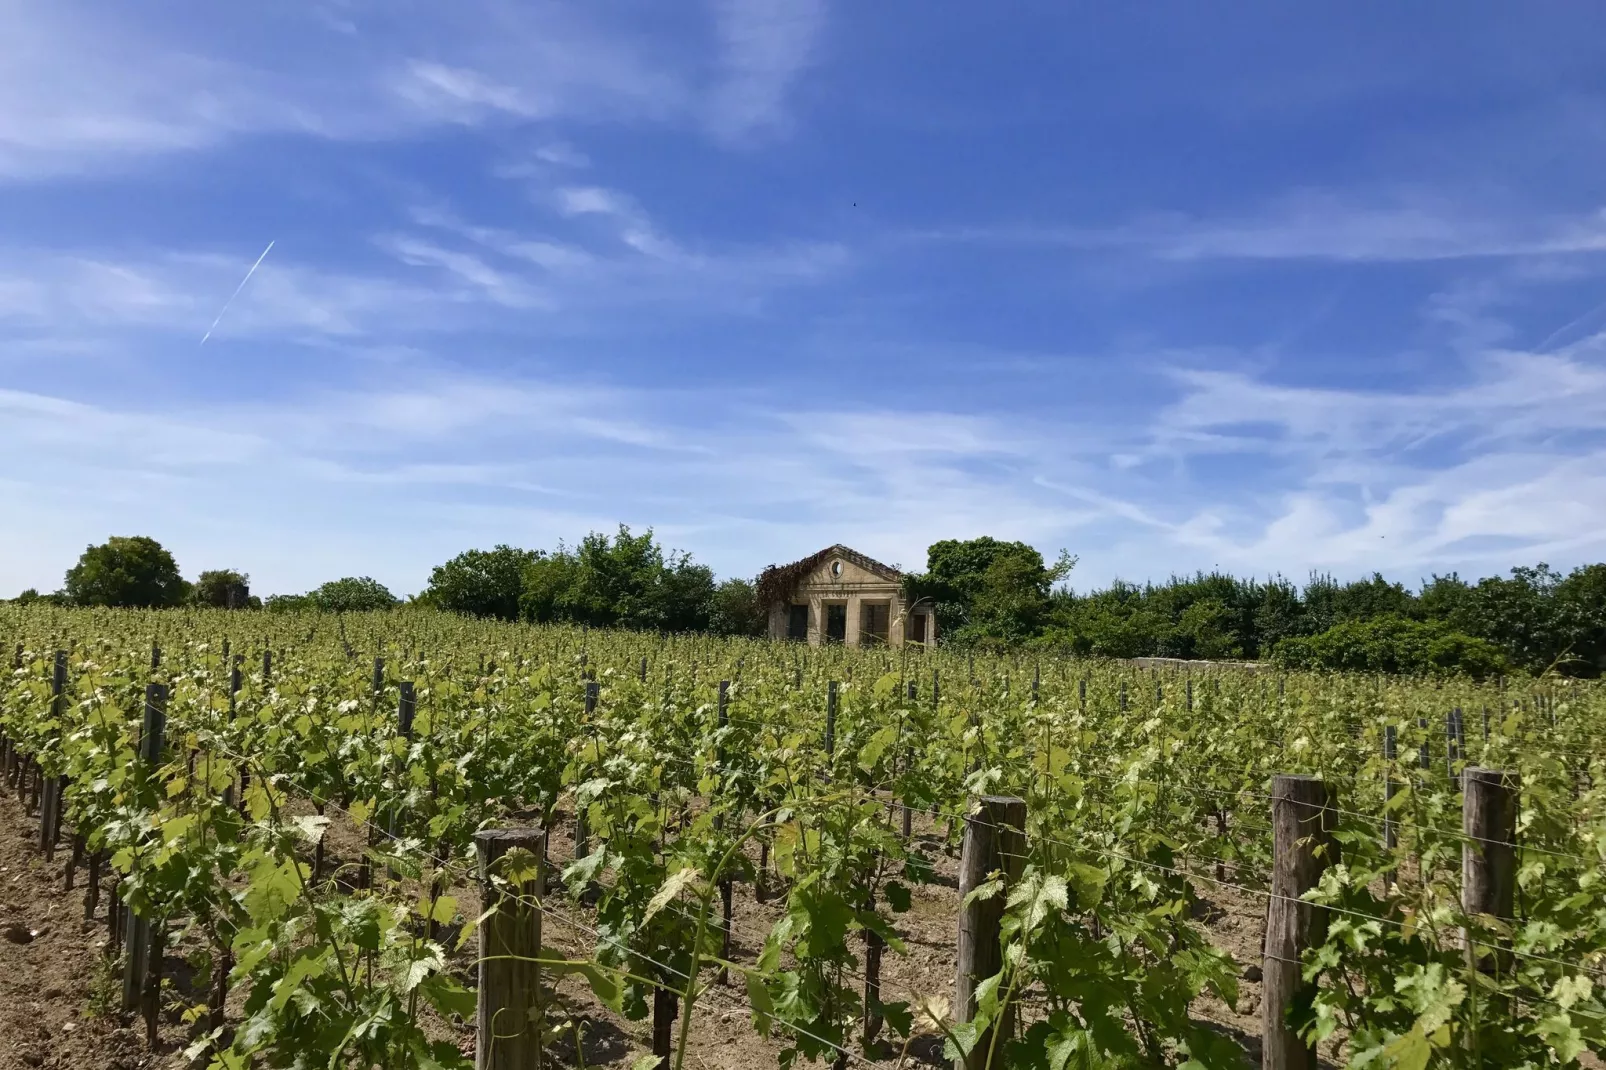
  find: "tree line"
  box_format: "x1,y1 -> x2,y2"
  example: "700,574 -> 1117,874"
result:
9,529 -> 766,635
906,536 -> 1606,677
10,532 -> 1606,677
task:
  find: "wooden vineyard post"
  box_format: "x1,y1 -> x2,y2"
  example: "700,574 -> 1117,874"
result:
1446,708 -> 1465,787
864,889 -> 885,1046
716,680 -> 734,983
39,650 -> 67,858
902,679 -> 917,840
475,828 -> 546,1070
227,657 -> 244,811
955,795 -> 1027,1070
1383,726 -> 1399,889
372,656 -> 385,700
383,682 -> 416,878
398,680 -> 417,739
653,983 -> 678,1070
1263,775 -> 1335,1070
1462,768 -> 1518,976
575,682 -> 598,860
824,681 -> 838,771
123,682 -> 168,1019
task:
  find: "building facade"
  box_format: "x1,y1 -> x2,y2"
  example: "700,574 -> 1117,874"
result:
758,544 -> 937,648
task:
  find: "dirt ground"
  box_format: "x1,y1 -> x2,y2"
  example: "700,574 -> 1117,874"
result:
0,781 -> 1297,1070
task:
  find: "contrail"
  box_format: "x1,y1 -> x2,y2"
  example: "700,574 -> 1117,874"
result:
200,240 -> 275,345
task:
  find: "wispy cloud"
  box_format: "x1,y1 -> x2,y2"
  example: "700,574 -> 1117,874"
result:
0,1 -> 822,178
399,182 -> 850,311
705,0 -> 827,141
0,248 -> 470,341
925,193 -> 1606,264
1132,340 -> 1606,577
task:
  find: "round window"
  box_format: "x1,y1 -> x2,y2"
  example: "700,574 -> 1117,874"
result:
831,561 -> 843,577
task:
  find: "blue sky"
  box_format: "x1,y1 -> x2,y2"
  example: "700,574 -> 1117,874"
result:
5,1 -> 1606,598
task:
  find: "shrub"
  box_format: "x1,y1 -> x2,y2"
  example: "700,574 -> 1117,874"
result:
1271,616 -> 1505,677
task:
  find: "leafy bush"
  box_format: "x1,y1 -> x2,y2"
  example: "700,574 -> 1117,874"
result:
519,526 -> 715,633
308,577 -> 398,613
423,545 -> 539,620
1270,616 -> 1505,677
192,569 -> 256,609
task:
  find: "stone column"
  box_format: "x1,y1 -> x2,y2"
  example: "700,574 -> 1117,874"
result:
889,593 -> 905,649
808,594 -> 824,646
846,593 -> 863,647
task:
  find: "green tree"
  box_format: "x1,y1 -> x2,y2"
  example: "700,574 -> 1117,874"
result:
192,569 -> 255,609
308,577 -> 398,613
1554,563 -> 1606,676
520,549 -> 583,624
907,537 -> 1075,645
519,526 -> 716,632
710,577 -> 765,637
424,545 -> 541,620
63,536 -> 189,608
1304,571 -> 1418,632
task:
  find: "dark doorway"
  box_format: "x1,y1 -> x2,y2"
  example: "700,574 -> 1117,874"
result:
787,604 -> 809,641
910,612 -> 927,645
862,603 -> 890,645
825,603 -> 847,643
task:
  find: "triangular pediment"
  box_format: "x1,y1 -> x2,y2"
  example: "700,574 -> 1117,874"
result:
757,544 -> 903,603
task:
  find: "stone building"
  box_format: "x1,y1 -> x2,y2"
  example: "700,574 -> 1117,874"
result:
757,544 -> 937,648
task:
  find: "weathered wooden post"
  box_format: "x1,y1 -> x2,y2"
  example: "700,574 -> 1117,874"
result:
398,681 -> 417,739
716,680 -> 734,983
575,682 -> 597,858
1263,775 -> 1335,1070
382,682 -> 416,875
864,891 -> 885,1045
902,679 -> 917,840
123,683 -> 168,1016
1462,768 -> 1518,975
1383,726 -> 1399,889
824,680 -> 838,767
372,656 -> 385,698
475,828 -> 546,1070
955,795 -> 1027,1070
39,650 -> 68,858
652,982 -> 678,1070
1446,708 -> 1464,786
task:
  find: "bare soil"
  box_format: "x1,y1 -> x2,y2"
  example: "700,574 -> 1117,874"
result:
1,786 -> 1381,1070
